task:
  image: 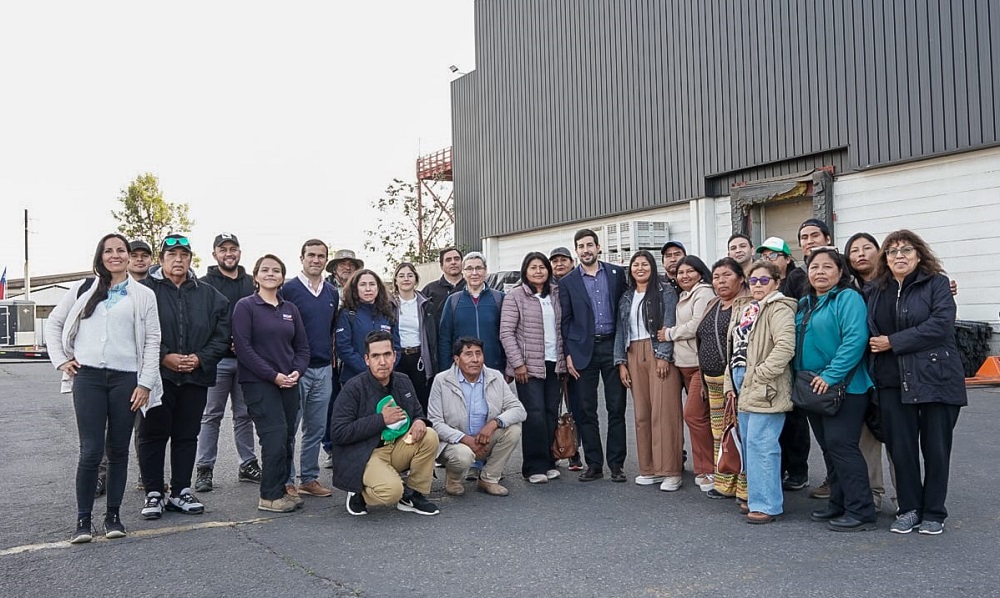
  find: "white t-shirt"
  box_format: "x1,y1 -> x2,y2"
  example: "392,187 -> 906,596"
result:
398,297 -> 421,348
536,293 -> 558,362
629,291 -> 650,342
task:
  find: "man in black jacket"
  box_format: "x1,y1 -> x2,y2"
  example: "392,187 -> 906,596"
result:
329,331 -> 440,517
420,246 -> 465,323
137,234 -> 231,520
193,233 -> 260,493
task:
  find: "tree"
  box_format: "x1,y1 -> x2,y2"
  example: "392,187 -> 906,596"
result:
111,173 -> 195,263
363,177 -> 454,274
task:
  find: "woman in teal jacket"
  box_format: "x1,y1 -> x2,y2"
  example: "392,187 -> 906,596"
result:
795,247 -> 877,532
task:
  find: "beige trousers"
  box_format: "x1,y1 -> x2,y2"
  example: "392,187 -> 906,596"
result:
362,428 -> 439,505
440,423 -> 523,483
627,339 -> 684,477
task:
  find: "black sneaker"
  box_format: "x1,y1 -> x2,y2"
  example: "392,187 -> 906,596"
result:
165,488 -> 205,515
141,491 -> 164,520
94,475 -> 107,498
346,491 -> 368,516
194,467 -> 214,493
238,459 -> 262,484
104,513 -> 127,539
782,475 -> 810,491
396,489 -> 440,516
70,516 -> 93,544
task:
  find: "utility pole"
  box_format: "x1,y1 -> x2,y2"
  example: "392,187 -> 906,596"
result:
23,209 -> 30,301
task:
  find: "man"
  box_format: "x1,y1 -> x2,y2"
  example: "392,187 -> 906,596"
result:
437,252 -> 505,373
325,248 -> 363,291
559,229 -> 628,482
660,240 -> 686,295
280,239 -> 339,499
421,246 -> 466,322
549,246 -> 574,281
427,337 -> 526,497
138,234 -> 230,519
128,240 -> 153,281
727,233 -> 754,276
193,233 -> 260,493
757,236 -> 795,286
330,331 -> 440,516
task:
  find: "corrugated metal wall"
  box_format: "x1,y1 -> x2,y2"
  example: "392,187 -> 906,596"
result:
451,72 -> 482,251
452,0 -> 1000,247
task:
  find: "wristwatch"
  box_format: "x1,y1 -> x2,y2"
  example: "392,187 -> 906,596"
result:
493,417 -> 505,429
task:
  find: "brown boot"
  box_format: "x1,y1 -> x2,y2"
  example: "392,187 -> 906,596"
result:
477,479 -> 509,496
445,473 -> 465,496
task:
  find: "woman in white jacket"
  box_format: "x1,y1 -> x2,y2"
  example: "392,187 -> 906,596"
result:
659,256 -> 716,490
46,233 -> 162,544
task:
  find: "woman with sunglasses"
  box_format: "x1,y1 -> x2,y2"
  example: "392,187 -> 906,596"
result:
46,233 -> 162,543
867,230 -> 966,535
392,262 -> 437,412
795,247 -> 877,531
723,260 -> 797,524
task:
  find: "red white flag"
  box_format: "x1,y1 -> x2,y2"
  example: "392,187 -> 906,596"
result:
0,267 -> 7,300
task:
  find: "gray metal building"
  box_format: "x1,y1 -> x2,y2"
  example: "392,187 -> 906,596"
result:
451,0 -> 1000,251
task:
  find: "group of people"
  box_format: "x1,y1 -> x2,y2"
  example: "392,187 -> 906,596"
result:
48,217 -> 967,543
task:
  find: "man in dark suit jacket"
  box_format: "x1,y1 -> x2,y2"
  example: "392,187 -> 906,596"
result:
558,228 -> 628,482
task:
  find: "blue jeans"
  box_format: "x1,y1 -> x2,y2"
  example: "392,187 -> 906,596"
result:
738,411 -> 786,516
196,357 -> 256,468
288,365 -> 332,485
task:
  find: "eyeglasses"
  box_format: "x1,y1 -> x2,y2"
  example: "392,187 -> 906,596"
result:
761,253 -> 784,262
748,276 -> 775,286
164,237 -> 190,247
463,266 -> 486,273
886,246 -> 916,258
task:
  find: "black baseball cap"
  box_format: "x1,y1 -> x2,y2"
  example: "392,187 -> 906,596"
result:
129,240 -> 152,254
549,246 -> 572,259
213,233 -> 240,248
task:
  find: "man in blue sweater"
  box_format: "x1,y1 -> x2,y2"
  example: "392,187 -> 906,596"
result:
279,239 -> 339,499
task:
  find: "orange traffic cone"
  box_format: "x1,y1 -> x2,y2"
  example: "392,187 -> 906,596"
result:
967,356 -> 1000,386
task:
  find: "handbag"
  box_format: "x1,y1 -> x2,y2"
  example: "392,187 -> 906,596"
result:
716,395 -> 743,475
791,369 -> 845,416
551,379 -> 578,460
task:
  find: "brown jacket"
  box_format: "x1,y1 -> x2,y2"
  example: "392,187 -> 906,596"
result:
499,282 -> 567,379
723,291 -> 798,413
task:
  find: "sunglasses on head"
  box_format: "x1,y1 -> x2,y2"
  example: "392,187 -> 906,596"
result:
164,237 -> 190,247
749,276 -> 774,286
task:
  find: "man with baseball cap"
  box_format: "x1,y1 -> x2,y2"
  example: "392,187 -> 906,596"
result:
660,240 -> 687,296
193,233 -> 261,493
326,249 -> 363,291
128,240 -> 153,281
137,234 -> 231,520
549,247 -> 574,281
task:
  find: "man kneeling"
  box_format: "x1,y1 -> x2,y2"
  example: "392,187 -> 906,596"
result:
428,337 -> 526,497
330,331 -> 440,516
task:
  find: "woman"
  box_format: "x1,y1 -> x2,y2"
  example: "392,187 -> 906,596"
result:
46,233 -> 162,543
336,269 -> 401,383
796,247 -> 877,531
659,255 -> 715,491
613,250 -> 683,492
845,232 -> 880,290
867,230 -> 966,535
499,252 -> 567,484
723,260 -> 797,524
696,258 -> 748,501
392,262 -> 438,412
232,255 -> 311,513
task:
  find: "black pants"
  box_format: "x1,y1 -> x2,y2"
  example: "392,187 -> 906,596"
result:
243,382 -> 300,500
568,338 -> 627,470
397,351 -> 431,414
807,393 -> 877,521
137,382 -> 207,497
98,413 -> 141,478
779,406 -> 811,480
73,367 -> 138,515
879,387 -> 961,523
517,361 -> 562,476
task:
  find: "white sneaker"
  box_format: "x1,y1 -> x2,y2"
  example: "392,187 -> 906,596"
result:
695,474 -> 715,491
660,476 -> 683,492
545,469 -> 561,480
635,475 -> 666,486
165,488 -> 205,514
141,491 -> 164,520
528,474 -> 548,484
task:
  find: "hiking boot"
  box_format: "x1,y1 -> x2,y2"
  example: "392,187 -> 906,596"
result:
890,510 -> 921,534
70,516 -> 93,544
165,488 -> 205,515
238,459 -> 262,483
397,489 -> 440,515
808,478 -> 831,498
141,491 -> 164,520
258,496 -> 297,513
104,512 -> 127,539
194,467 -> 214,493
346,492 -> 367,516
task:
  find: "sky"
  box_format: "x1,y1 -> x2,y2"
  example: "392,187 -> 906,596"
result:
0,1 -> 474,281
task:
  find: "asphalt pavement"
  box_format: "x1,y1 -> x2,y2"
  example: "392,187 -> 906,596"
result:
1,361 -> 996,598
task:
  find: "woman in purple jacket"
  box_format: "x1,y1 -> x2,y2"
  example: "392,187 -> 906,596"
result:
500,252 -> 567,484
232,255 -> 311,514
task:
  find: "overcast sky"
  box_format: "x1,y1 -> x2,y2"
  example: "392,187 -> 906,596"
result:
0,1 -> 474,281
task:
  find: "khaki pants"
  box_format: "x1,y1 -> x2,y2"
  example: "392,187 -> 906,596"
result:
627,339 -> 684,477
362,428 -> 439,506
440,424 -> 522,483
859,423 -> 898,507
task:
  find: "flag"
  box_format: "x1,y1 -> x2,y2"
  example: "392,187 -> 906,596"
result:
0,267 -> 6,300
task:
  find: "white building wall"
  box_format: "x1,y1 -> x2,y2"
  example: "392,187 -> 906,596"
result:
833,146 -> 1000,327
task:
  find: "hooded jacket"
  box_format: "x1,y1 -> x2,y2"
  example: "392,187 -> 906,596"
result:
142,266 -> 231,387
200,265 -> 254,359
723,291 -> 798,413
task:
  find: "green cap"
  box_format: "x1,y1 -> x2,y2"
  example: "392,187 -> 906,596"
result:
756,236 -> 791,256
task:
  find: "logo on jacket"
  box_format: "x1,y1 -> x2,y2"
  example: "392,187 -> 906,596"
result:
283,314 -> 293,321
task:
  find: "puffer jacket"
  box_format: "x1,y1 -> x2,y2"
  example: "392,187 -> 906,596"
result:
723,291 -> 797,413
613,280 -> 678,365
663,282 -> 715,368
499,282 -> 567,379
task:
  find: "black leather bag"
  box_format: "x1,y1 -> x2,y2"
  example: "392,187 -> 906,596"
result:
791,370 -> 845,416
